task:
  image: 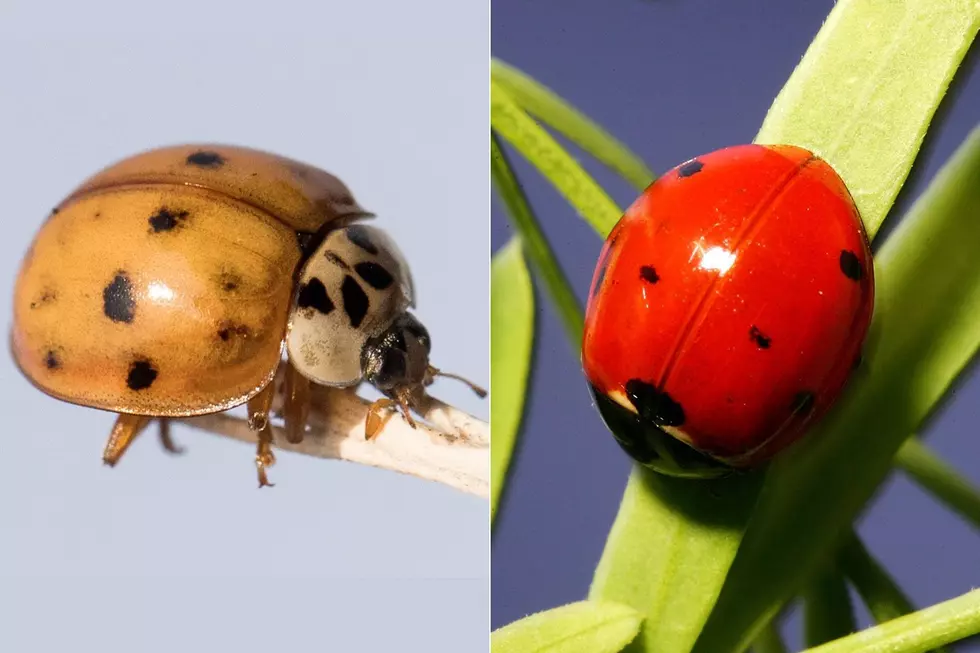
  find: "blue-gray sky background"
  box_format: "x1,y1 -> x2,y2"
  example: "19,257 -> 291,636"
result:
491,1 -> 980,649
0,2 -> 488,651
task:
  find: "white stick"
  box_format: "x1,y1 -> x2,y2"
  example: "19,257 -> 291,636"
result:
180,385 -> 489,498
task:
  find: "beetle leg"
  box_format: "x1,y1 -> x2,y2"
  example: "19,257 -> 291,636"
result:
248,382 -> 278,488
365,398 -> 397,440
282,360 -> 311,445
158,418 -> 184,455
102,414 -> 152,466
255,423 -> 276,489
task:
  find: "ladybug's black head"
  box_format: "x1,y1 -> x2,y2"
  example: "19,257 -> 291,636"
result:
361,312 -> 431,395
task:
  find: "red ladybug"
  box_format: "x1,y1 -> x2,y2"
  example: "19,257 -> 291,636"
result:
582,144 -> 874,478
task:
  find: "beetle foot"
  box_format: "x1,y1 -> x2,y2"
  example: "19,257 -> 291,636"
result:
255,424 -> 276,488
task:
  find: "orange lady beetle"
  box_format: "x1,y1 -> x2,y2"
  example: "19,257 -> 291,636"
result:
12,144 -> 484,486
582,144 -> 874,478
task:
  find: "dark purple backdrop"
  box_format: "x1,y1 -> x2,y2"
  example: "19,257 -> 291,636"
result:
490,1 -> 980,650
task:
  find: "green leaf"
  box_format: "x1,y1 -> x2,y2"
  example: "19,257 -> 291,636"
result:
802,589 -> 980,653
491,600 -> 643,653
895,437 -> 980,530
590,468 -> 763,653
755,0 -> 980,239
490,238 -> 535,521
491,79 -> 622,237
492,133 -> 583,348
695,125 -> 980,653
804,563 -> 857,647
491,58 -> 655,190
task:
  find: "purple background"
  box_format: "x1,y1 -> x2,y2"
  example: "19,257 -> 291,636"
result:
490,1 -> 980,649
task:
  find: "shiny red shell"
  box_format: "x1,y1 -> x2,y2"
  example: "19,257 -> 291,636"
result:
582,144 -> 874,472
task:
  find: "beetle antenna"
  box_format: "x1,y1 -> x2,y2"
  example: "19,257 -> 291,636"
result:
427,365 -> 487,398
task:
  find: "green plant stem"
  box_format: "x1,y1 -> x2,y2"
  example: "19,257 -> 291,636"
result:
491,58 -> 655,190
751,621 -> 788,653
804,563 -> 857,647
895,437 -> 980,530
491,79 -> 622,238
491,133 -> 584,348
803,589 -> 980,653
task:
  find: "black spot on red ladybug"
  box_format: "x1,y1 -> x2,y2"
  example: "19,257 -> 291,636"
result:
839,250 -> 863,281
678,159 -> 704,178
640,266 -> 660,284
625,379 -> 685,427
341,276 -> 369,328
355,262 -> 394,290
148,207 -> 190,233
296,278 -> 334,315
749,326 -> 771,349
127,359 -> 158,391
325,251 -> 352,271
44,349 -> 61,370
186,151 -> 225,168
217,323 -> 250,341
791,391 -> 816,417
103,272 -> 136,323
346,225 -> 379,255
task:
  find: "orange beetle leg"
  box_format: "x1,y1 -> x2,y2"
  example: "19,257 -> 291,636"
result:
282,360 -> 311,445
248,382 -> 278,488
102,414 -> 152,466
365,398 -> 397,440
158,418 -> 184,455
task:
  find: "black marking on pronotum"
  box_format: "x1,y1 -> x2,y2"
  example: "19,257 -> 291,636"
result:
296,278 -> 335,315
127,359 -> 158,391
749,326 -> 772,349
148,207 -> 190,233
355,262 -> 394,290
345,225 -> 379,255
325,251 -> 352,272
791,391 -> 816,417
640,266 -> 660,284
103,272 -> 136,323
185,150 -> 225,168
625,378 -> 686,427
678,159 -> 704,178
44,349 -> 61,370
341,276 -> 369,328
217,323 -> 250,341
839,250 -> 863,281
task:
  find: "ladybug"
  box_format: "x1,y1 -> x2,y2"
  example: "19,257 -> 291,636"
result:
12,144 -> 485,486
582,144 -> 874,478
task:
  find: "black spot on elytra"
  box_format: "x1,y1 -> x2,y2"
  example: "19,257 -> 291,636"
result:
625,379 -> 686,427
640,266 -> 660,284
217,323 -> 250,341
839,250 -> 863,281
218,272 -> 242,292
127,359 -> 158,391
749,326 -> 772,349
355,262 -> 394,290
186,151 -> 225,168
30,289 -> 56,309
296,278 -> 335,315
346,225 -> 379,255
341,276 -> 369,328
44,349 -> 61,370
791,391 -> 816,417
678,159 -> 704,178
103,272 -> 136,323
148,207 -> 190,233
51,207 -> 59,215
